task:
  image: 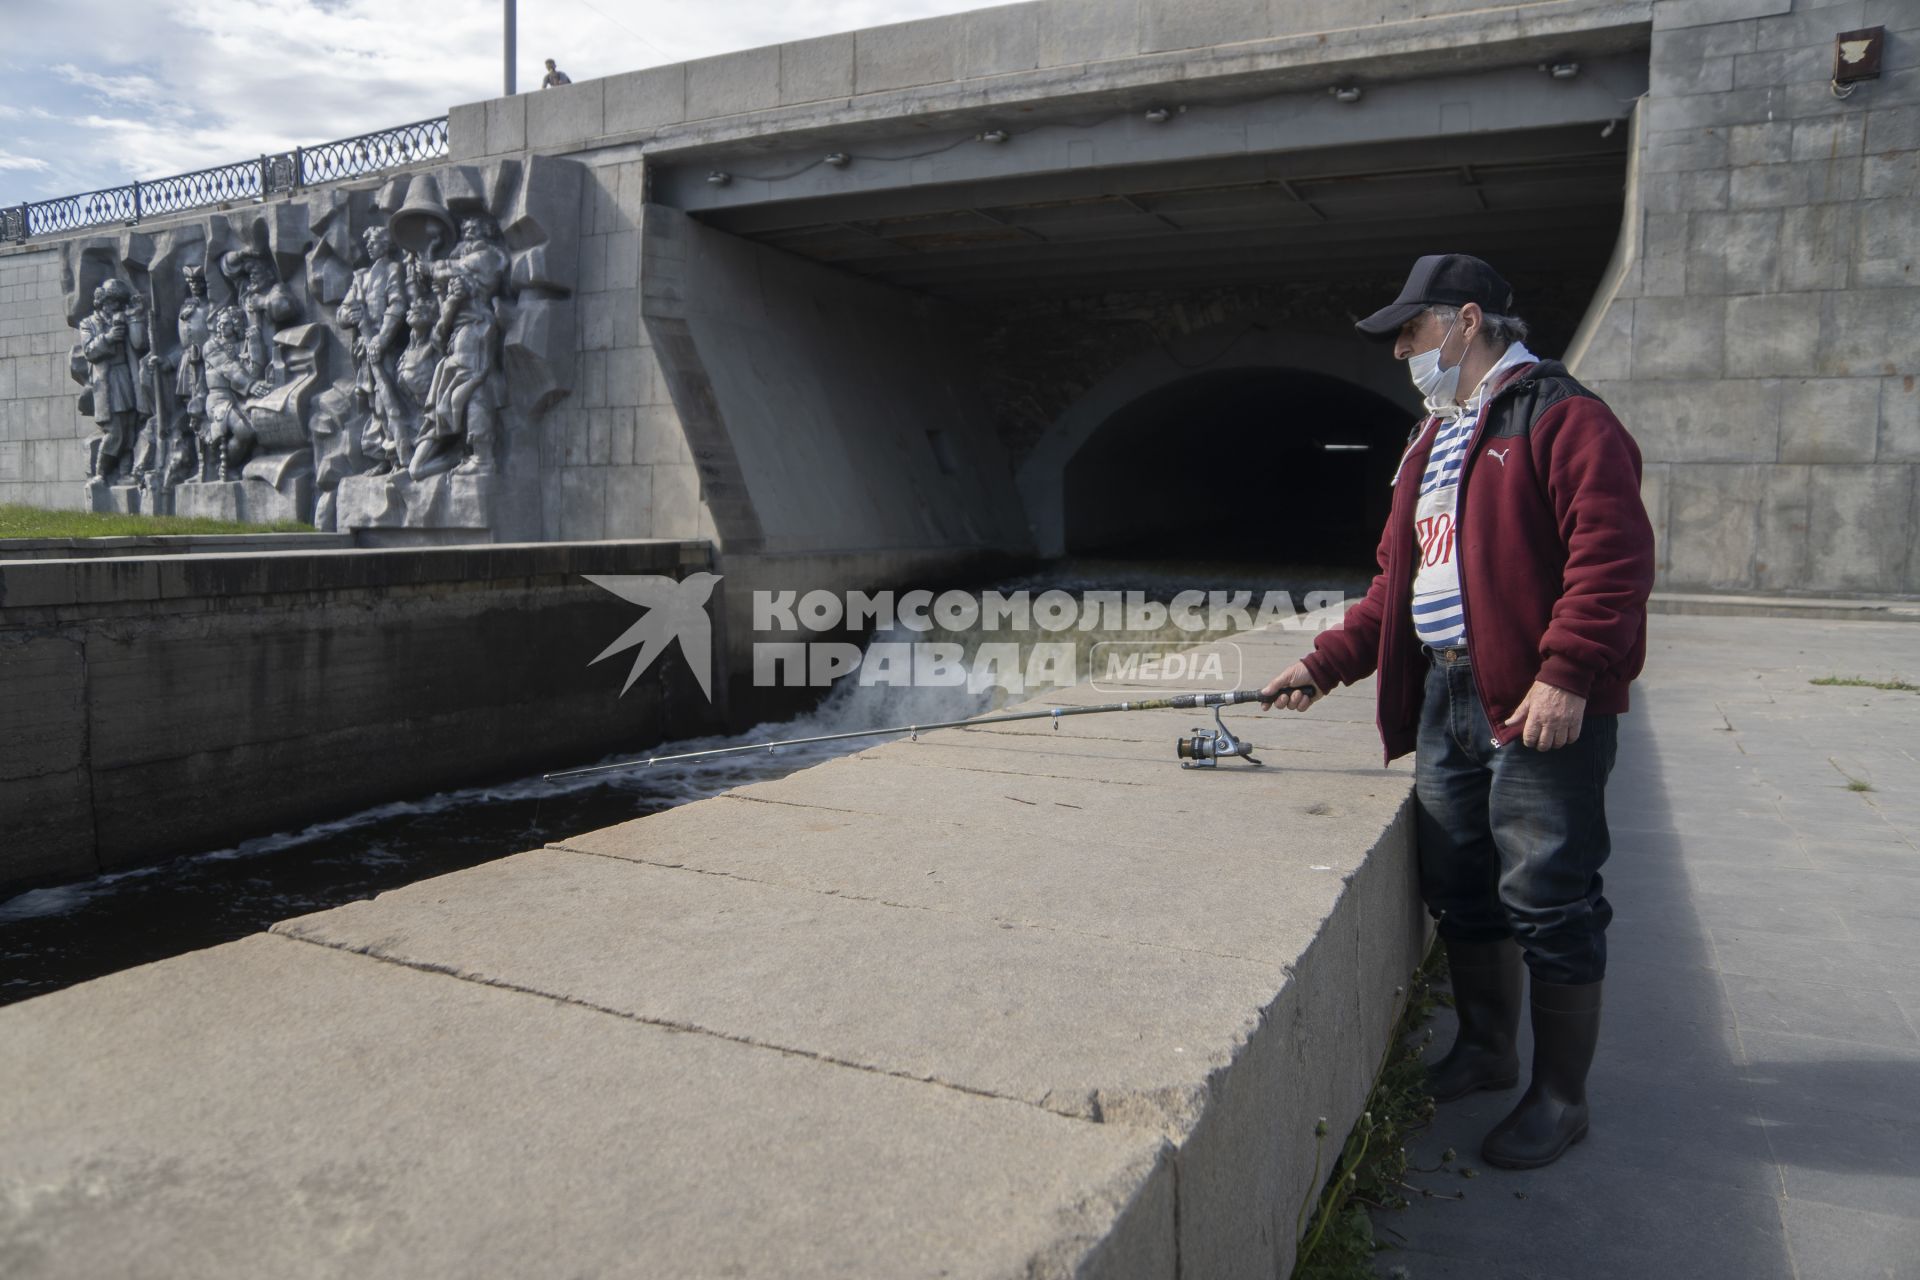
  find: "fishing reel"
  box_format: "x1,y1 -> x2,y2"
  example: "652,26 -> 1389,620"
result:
1177,702 -> 1261,768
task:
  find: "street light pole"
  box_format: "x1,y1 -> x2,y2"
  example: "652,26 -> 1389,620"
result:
504,0 -> 517,96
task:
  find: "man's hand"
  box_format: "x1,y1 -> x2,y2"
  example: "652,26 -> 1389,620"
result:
1259,661 -> 1322,712
1505,681 -> 1587,750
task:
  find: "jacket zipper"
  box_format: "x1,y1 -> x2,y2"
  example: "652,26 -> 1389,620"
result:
1454,364 -> 1538,750
1381,417 -> 1437,764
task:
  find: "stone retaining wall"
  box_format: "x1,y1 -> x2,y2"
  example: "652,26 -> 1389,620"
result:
0,539 -> 717,892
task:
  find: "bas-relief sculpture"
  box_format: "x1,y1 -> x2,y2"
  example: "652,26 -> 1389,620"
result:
61,156 -> 583,538
72,277 -> 150,485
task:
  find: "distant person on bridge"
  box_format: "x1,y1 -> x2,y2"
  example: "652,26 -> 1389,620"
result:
1259,254 -> 1655,1171
541,59 -> 572,88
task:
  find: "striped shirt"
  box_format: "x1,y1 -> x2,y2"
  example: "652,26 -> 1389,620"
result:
1410,343 -> 1538,650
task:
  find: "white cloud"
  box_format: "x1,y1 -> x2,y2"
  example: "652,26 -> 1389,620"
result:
1,0 -> 1016,201
0,150 -> 52,173
52,63 -> 170,107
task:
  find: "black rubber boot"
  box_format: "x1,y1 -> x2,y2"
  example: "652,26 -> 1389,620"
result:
1427,938 -> 1522,1103
1481,978 -> 1603,1169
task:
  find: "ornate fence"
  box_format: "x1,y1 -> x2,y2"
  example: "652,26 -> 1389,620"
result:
4,116 -> 449,243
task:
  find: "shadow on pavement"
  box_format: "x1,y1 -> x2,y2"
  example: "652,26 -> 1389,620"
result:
1370,695 -> 1800,1280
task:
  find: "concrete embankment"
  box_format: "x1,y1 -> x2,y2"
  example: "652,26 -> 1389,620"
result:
0,533 -> 354,560
0,624 -> 1424,1278
0,539 -> 717,892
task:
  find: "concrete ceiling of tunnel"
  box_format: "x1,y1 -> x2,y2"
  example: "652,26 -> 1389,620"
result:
695,124 -> 1629,299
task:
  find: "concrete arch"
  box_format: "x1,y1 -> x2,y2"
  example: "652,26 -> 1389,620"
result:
1016,322 -> 1420,557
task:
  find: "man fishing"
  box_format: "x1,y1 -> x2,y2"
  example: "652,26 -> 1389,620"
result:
1260,254 -> 1655,1170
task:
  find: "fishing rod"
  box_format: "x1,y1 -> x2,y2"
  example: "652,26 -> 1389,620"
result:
542,685 -> 1315,780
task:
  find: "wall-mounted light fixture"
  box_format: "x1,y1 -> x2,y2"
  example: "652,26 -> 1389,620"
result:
1144,106 -> 1172,123
706,171 -> 731,186
824,153 -> 850,168
1329,85 -> 1363,104
978,128 -> 1010,144
1547,61 -> 1581,79
1832,26 -> 1885,98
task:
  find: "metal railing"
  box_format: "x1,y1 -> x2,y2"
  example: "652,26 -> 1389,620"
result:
4,116 -> 449,244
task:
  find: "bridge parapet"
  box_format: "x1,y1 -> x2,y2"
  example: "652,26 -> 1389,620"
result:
448,0 -> 1655,163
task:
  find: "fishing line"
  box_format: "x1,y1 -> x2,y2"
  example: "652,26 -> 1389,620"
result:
543,685 -> 1313,780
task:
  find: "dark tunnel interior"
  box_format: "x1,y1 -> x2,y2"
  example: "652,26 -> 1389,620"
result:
695,121 -> 1629,570
1061,368 -> 1411,566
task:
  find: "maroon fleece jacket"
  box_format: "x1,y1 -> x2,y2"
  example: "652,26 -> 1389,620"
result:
1299,360 -> 1656,763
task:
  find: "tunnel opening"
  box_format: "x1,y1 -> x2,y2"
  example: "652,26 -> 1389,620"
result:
677,114 -> 1635,570
1061,366 -> 1409,567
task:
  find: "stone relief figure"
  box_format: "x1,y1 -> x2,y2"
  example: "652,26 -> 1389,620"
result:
199,304 -> 274,481
412,268 -> 496,478
220,249 -> 298,379
142,263 -> 211,485
72,278 -> 150,485
409,213 -> 510,479
395,292 -> 440,418
432,213 -> 511,300
338,226 -> 409,474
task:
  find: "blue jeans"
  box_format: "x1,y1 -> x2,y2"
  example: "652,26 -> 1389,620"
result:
1413,651 -> 1618,985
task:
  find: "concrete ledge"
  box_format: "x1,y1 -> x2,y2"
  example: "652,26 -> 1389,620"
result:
0,533 -> 352,561
1650,591 -> 1920,621
0,538 -> 712,616
0,623 -> 1425,1275
0,934 -> 1179,1279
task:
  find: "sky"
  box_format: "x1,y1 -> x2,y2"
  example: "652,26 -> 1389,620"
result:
0,0 -> 1013,206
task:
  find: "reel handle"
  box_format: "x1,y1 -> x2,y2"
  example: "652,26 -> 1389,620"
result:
1240,685 -> 1316,707
1167,686 -> 1313,710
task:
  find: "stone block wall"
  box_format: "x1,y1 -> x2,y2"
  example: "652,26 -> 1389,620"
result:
1577,0 -> 1919,594
0,249 -> 89,511
0,539 -> 718,893
538,156 -> 712,543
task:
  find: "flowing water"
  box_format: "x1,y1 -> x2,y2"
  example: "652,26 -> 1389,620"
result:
0,559 -> 1366,1005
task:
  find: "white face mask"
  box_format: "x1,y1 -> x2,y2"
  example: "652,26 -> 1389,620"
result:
1407,314 -> 1466,417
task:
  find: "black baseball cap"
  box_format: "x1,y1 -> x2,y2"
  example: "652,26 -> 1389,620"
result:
1355,254 -> 1515,341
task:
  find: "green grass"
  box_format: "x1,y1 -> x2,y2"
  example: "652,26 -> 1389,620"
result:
1290,943 -> 1446,1280
1847,779 -> 1875,793
1811,675 -> 1920,694
0,503 -> 313,540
